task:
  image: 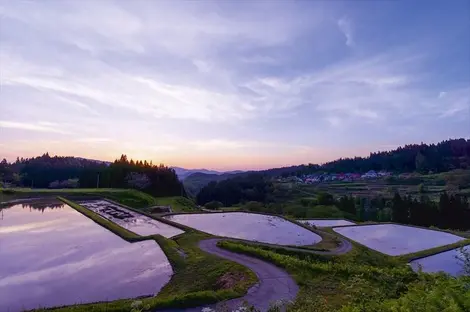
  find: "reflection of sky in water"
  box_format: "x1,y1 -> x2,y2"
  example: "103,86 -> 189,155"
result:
79,200 -> 184,237
0,202 -> 173,312
298,219 -> 355,227
334,224 -> 465,256
165,212 -> 321,246
410,246 -> 470,276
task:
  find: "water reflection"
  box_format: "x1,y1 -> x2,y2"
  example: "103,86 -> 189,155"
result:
22,201 -> 65,211
410,246 -> 470,276
334,224 -> 465,256
79,200 -> 184,238
165,212 -> 322,246
0,200 -> 173,312
297,219 -> 355,227
1,199 -> 64,210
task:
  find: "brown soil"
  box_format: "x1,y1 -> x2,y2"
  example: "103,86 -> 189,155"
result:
216,271 -> 245,289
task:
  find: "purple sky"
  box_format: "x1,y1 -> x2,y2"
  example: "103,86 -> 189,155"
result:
0,1 -> 469,170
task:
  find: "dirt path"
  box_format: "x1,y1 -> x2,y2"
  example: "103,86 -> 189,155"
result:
164,238 -> 299,312
163,235 -> 352,312
161,233 -> 352,312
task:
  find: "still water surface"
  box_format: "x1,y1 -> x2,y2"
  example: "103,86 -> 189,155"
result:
410,246 -> 470,276
79,200 -> 184,237
298,219 -> 355,227
334,224 -> 465,256
0,199 -> 172,312
165,212 -> 322,246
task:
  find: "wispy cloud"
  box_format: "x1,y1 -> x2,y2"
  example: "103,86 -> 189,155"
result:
0,121 -> 69,134
0,1 -> 469,168
337,17 -> 354,47
74,138 -> 115,143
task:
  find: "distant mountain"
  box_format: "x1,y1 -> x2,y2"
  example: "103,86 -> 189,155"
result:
171,167 -> 244,180
182,171 -> 248,197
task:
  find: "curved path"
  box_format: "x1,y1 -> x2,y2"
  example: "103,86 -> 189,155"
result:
165,238 -> 299,312
163,234 -> 352,312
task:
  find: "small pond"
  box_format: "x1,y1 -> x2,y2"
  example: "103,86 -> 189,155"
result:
79,200 -> 184,238
409,246 -> 470,276
298,219 -> 355,227
165,212 -> 322,246
0,199 -> 173,311
333,224 -> 465,256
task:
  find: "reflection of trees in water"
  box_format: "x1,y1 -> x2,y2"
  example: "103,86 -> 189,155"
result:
22,202 -> 65,211
0,201 -> 65,212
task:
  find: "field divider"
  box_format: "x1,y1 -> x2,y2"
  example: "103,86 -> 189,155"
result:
400,239 -> 470,262
58,196 -> 149,242
103,198 -> 196,233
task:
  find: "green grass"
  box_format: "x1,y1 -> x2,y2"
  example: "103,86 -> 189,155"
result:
38,198 -> 257,312
218,240 -> 470,312
153,196 -> 199,212
217,240 -> 414,311
400,239 -> 470,262
1,188 -> 157,208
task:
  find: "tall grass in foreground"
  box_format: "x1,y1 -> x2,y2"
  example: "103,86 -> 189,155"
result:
218,241 -> 470,312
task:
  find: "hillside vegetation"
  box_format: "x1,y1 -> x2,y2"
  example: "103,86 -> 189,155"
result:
0,154 -> 184,198
218,240 -> 470,312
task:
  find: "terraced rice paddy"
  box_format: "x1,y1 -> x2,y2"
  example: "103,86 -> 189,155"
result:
333,224 -> 465,256
298,219 -> 355,227
79,200 -> 184,237
410,246 -> 470,276
165,212 -> 322,246
0,199 -> 173,311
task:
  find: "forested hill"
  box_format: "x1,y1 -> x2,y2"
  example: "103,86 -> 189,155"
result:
0,153 -> 185,197
262,138 -> 470,177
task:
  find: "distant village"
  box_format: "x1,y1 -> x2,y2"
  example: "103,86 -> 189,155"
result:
278,170 -> 393,184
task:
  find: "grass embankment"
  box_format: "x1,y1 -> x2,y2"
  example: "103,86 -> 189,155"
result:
400,239 -> 470,262
59,197 -> 144,241
1,188 -> 157,208
218,240 -> 470,312
153,196 -> 199,212
43,198 -> 257,312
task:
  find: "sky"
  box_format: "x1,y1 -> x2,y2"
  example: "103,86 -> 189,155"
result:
0,0 -> 469,170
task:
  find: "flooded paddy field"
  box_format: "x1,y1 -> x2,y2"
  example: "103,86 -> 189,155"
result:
0,199 -> 173,311
298,219 -> 356,227
410,246 -> 470,276
164,212 -> 322,246
333,224 -> 465,256
79,200 -> 184,237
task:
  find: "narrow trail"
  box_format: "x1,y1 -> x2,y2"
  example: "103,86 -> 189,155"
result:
165,238 -> 299,312
162,235 -> 352,312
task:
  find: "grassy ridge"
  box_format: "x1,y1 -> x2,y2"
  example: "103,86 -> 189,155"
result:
154,196 -> 199,212
59,197 -> 144,241
1,188 -> 157,208
218,240 -> 470,312
400,239 -> 470,262
217,240 -> 417,311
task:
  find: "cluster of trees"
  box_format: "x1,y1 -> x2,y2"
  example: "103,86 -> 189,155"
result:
336,192 -> 470,230
0,153 -> 184,197
196,174 -> 273,206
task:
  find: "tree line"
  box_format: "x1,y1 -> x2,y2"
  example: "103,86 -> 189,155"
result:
196,172 -> 470,230
336,192 -> 470,230
0,153 -> 184,197
265,138 -> 470,177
